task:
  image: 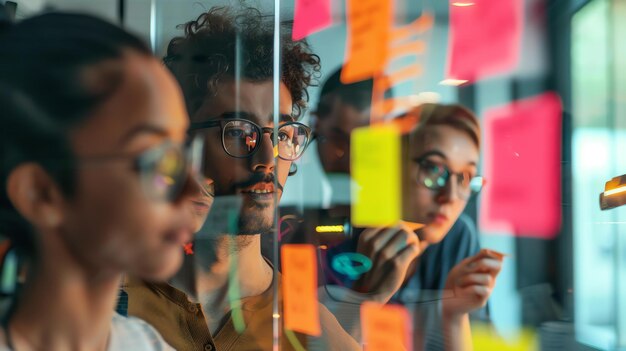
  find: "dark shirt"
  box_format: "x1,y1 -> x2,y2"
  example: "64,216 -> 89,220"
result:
325,214 -> 481,301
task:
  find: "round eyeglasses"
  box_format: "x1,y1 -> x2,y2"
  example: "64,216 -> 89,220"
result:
74,135 -> 205,202
188,118 -> 312,161
414,157 -> 484,200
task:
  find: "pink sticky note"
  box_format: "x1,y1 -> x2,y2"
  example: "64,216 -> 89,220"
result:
480,92 -> 562,238
292,0 -> 332,40
446,0 -> 523,82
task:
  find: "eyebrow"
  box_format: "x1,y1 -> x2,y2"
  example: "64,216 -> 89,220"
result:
415,150 -> 477,167
280,114 -> 295,122
119,124 -> 168,146
415,150 -> 448,160
217,111 -> 295,123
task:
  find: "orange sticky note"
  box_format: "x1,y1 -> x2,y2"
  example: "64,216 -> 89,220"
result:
341,0 -> 393,83
361,302 -> 412,351
281,244 -> 321,336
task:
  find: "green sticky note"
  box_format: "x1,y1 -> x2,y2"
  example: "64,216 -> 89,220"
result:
351,125 -> 401,227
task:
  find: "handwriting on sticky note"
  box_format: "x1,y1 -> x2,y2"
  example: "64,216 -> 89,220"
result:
341,0 -> 393,84
281,244 -> 321,336
342,0 -> 434,121
292,0 -> 332,40
351,125 -> 401,227
361,302 -> 412,351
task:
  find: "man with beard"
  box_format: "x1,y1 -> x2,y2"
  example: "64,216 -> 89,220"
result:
122,7 -> 360,351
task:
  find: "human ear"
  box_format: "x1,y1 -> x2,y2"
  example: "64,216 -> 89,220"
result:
6,163 -> 66,229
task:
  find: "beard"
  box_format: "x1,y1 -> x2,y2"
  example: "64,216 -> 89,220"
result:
236,198 -> 275,235
192,235 -> 256,275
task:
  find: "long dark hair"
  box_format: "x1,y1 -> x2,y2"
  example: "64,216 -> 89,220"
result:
0,11 -> 152,290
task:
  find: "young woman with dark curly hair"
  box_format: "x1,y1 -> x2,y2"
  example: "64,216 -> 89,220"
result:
123,6 -> 360,351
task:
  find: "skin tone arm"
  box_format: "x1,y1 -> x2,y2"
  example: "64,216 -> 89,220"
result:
354,224 -> 428,303
442,249 -> 504,351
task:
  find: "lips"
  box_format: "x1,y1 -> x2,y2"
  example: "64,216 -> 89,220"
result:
239,183 -> 276,201
240,183 -> 275,193
429,212 -> 449,225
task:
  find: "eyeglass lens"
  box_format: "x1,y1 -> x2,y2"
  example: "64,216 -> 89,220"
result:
222,120 -> 308,160
418,159 -> 482,199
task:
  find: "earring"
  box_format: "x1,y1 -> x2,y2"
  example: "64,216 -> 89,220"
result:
288,163 -> 298,177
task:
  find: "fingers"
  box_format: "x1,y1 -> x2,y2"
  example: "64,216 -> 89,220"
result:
367,229 -> 416,277
394,241 -> 422,268
457,284 -> 491,307
456,273 -> 493,289
466,257 -> 503,277
364,241 -> 421,298
354,226 -> 421,299
356,227 -> 388,256
357,226 -> 419,259
377,229 -> 418,261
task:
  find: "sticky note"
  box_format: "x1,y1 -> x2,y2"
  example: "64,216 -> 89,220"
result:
361,302 -> 412,351
472,323 -> 538,351
351,125 -> 401,227
446,0 -> 523,82
281,244 -> 321,336
292,0 -> 332,40
341,0 -> 393,83
480,92 -> 562,238
195,195 -> 242,238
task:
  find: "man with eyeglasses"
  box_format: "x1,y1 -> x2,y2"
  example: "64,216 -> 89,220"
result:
121,7 -> 360,351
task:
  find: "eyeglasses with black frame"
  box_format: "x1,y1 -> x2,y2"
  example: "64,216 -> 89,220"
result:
188,118 -> 312,161
413,156 -> 484,200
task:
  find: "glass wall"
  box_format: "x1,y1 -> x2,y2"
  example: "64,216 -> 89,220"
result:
4,0 -> 626,350
572,0 -> 626,349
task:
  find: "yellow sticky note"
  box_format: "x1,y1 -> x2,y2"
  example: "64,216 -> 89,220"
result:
351,125 -> 401,227
361,302 -> 412,351
472,323 -> 538,351
281,244 -> 321,336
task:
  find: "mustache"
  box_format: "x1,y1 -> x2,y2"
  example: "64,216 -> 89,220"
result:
217,172 -> 284,195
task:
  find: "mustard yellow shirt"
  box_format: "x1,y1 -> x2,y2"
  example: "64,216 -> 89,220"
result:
124,274 -> 361,351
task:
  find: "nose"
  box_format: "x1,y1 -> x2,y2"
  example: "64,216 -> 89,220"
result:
250,132 -> 275,173
175,169 -> 204,205
435,175 -> 459,204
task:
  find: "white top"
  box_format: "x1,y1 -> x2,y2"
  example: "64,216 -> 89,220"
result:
0,313 -> 174,351
108,313 -> 174,350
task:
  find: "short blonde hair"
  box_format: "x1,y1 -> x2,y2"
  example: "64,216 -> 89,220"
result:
403,103 -> 481,149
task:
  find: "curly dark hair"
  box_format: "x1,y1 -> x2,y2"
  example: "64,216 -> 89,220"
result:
164,7 -> 321,118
